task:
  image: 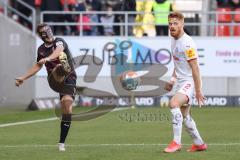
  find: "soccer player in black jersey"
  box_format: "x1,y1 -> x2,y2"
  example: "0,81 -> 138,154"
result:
15,23 -> 76,151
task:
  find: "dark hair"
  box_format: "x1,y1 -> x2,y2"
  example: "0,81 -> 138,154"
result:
36,23 -> 49,34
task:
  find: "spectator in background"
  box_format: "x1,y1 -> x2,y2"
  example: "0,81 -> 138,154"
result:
87,5 -> 99,36
230,0 -> 240,8
100,4 -> 115,36
216,0 -> 232,7
41,0 -> 63,35
75,0 -> 86,11
60,0 -> 78,35
217,0 -> 240,9
11,0 -> 35,30
153,0 -> 172,36
98,0 -> 121,35
121,0 -> 136,36
75,0 -> 98,36
81,13 -> 92,36
75,0 -> 86,35
134,0 -> 156,37
85,0 -> 102,35
86,0 -> 102,11
112,0 -> 124,36
60,0 -> 76,10
76,2 -> 93,36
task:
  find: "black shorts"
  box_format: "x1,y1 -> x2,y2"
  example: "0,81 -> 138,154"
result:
47,65 -> 77,100
59,77 -> 76,100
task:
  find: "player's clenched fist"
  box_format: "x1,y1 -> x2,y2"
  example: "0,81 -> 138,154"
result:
164,81 -> 174,91
15,77 -> 25,87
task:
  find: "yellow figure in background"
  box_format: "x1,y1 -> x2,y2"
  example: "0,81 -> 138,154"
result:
134,0 -> 156,37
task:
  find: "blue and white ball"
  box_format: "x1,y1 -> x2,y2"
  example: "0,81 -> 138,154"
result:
120,71 -> 140,91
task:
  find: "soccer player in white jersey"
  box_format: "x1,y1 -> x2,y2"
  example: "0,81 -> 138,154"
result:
163,12 -> 207,153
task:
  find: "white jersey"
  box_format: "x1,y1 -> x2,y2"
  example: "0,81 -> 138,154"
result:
171,33 -> 198,80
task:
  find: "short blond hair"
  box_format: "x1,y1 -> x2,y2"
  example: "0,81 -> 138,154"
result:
168,12 -> 184,21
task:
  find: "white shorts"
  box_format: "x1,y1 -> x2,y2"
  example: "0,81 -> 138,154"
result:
174,79 -> 195,104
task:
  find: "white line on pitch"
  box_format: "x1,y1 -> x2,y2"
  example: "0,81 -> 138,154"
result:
0,107 -> 131,128
1,143 -> 240,148
0,117 -> 58,128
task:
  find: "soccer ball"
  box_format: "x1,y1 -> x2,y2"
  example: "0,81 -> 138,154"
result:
120,71 -> 140,91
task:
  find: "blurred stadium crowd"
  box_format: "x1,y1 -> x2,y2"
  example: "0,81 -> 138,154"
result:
2,0 -> 240,36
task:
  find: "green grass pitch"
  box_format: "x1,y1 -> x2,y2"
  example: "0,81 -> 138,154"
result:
0,106 -> 240,160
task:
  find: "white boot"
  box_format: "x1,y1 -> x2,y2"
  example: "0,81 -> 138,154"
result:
58,143 -> 66,151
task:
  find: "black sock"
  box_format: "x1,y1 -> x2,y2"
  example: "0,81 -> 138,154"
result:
59,114 -> 72,143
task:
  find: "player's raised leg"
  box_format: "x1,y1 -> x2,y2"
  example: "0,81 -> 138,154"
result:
58,95 -> 73,151
181,105 -> 207,152
164,92 -> 188,153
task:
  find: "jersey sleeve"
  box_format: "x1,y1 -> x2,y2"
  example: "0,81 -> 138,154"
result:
183,39 -> 198,61
54,38 -> 67,50
36,47 -> 42,62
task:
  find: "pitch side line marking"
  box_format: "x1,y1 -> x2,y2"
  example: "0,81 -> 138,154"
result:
0,107 -> 130,128
0,117 -> 58,128
0,143 -> 240,148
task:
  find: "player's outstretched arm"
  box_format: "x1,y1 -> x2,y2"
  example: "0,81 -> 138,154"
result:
38,46 -> 64,65
48,45 -> 64,61
15,63 -> 43,87
188,59 -> 205,107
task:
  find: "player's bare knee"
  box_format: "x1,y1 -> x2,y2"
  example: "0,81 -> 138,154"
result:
61,95 -> 73,114
61,95 -> 74,103
170,99 -> 181,109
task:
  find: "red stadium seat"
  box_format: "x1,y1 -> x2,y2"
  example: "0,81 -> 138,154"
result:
217,8 -> 232,22
234,8 -> 240,22
233,25 -> 240,36
215,25 -> 231,36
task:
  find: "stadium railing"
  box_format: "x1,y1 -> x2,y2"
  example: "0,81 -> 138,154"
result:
0,0 -> 36,34
39,10 -> 240,37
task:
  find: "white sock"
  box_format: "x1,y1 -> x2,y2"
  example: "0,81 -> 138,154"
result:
183,114 -> 204,145
170,108 -> 183,144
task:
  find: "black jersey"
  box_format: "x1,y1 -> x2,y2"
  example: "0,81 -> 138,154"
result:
37,37 -> 76,79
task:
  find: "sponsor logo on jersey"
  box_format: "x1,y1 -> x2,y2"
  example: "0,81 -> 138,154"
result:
56,41 -> 63,47
185,48 -> 196,59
